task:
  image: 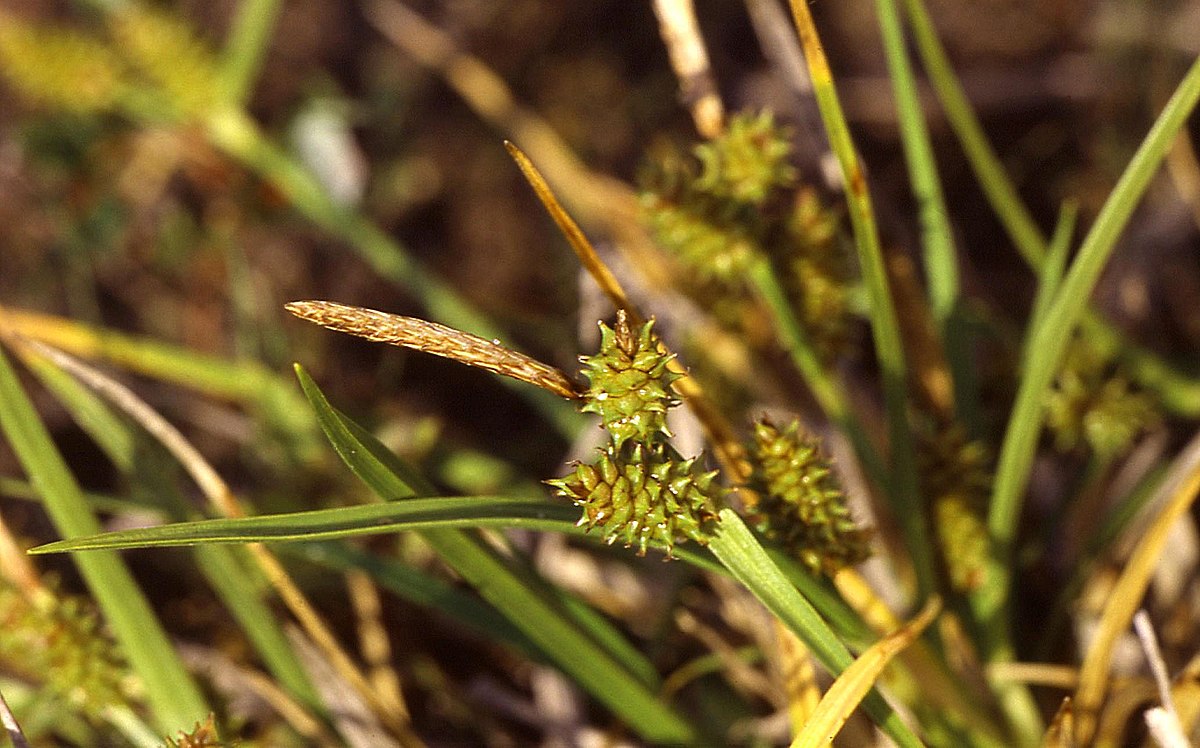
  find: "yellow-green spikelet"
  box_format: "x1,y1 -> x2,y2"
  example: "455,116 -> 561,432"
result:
916,423 -> 991,591
580,313 -> 681,449
549,443 -> 719,556
751,419 -> 870,574
693,110 -> 796,206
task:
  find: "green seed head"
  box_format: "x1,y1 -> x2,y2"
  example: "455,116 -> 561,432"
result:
693,111 -> 796,206
750,418 -> 870,574
579,312 -> 681,449
549,443 -> 721,557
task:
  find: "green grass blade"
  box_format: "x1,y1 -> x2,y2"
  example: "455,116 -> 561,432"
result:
29,497 -> 586,551
0,344 -> 210,733
903,0 -> 1200,420
972,54 -> 1200,744
1025,202 -> 1078,348
901,0 -> 1046,269
707,508 -> 923,747
989,55 -> 1200,555
875,0 -> 978,432
218,0 -> 283,104
786,0 -> 933,597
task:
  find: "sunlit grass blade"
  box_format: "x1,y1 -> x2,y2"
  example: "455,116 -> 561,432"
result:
0,344 -> 210,733
292,365 -> 694,742
30,497 -> 583,552
17,346 -> 320,709
791,597 -> 940,747
784,0 -> 932,598
706,508 -> 923,747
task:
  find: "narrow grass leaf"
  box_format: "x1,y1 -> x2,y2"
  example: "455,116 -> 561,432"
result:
875,0 -> 978,431
30,497 -> 584,551
19,343 -> 320,709
1025,202 -> 1078,342
792,597 -> 940,748
707,508 -> 923,748
904,0 -> 1200,418
989,56 -> 1200,551
0,344 -> 210,732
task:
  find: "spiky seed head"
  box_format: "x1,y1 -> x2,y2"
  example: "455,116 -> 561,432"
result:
693,111 -> 795,205
548,443 -> 721,557
579,312 -> 681,449
915,422 -> 992,591
750,418 -> 870,574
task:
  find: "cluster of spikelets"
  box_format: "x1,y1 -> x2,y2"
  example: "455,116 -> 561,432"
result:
1044,335 -> 1161,459
0,582 -> 132,722
915,421 -> 992,591
548,313 -> 722,556
638,111 -> 854,362
0,6 -> 220,121
748,419 -> 871,575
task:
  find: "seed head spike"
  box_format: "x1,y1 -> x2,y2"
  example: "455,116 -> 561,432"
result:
286,300 -> 582,400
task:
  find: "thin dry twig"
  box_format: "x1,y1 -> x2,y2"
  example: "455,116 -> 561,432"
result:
651,0 -> 724,138
285,300 -> 581,400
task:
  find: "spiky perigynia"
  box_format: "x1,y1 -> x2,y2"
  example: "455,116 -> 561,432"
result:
549,442 -> 720,557
750,418 -> 870,574
552,311 -> 723,556
579,311 -> 681,449
693,110 -> 796,206
916,422 -> 991,591
1044,335 -> 1160,459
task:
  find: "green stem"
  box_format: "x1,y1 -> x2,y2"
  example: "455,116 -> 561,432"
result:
747,258 -> 887,491
218,0 -> 284,105
787,0 -> 934,597
875,0 -> 979,433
